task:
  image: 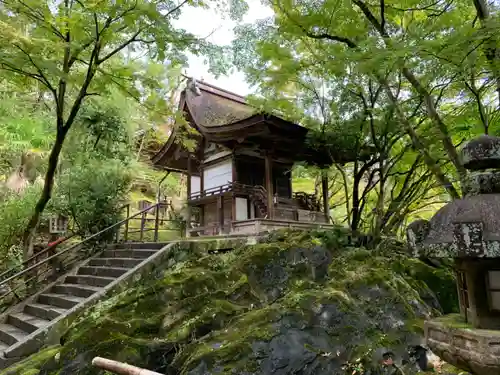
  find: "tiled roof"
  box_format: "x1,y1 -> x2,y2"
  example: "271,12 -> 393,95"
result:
184,80 -> 256,128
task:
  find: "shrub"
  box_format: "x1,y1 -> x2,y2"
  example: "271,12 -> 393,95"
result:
51,158 -> 132,239
0,184 -> 43,270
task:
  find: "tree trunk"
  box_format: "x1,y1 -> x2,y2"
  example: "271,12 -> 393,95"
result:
334,164 -> 351,225
377,76 -> 460,199
22,128 -> 68,259
373,159 -> 385,238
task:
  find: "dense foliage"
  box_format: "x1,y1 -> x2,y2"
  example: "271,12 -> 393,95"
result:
0,0 -> 248,254
233,0 -> 500,237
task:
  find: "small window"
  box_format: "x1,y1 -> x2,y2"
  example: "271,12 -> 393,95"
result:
488,270 -> 500,311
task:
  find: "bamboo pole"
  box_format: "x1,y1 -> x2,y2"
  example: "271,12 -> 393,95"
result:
91,357 -> 163,375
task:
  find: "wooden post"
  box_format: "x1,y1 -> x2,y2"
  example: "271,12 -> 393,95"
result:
124,204 -> 130,242
139,212 -> 145,242
217,192 -> 224,235
153,203 -> 160,242
115,224 -> 120,243
186,154 -> 192,234
200,162 -> 204,197
199,160 -> 205,232
321,170 -> 329,223
265,153 -> 274,219
231,154 -> 237,228
187,154 -> 192,198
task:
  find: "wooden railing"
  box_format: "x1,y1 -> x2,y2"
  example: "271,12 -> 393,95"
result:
117,201 -> 181,242
188,183 -> 232,200
232,182 -> 268,217
0,202 -> 182,313
293,191 -> 321,211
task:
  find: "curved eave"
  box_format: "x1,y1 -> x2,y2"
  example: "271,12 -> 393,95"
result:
151,129 -> 189,172
153,90 -> 335,170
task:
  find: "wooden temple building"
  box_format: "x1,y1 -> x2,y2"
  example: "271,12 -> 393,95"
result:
152,79 -> 334,236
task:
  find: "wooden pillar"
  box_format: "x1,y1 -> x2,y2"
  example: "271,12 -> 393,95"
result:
217,194 -> 224,234
321,170 -> 329,223
231,155 -> 237,228
199,163 -> 205,227
200,163 -> 205,197
187,155 -> 192,198
265,153 -> 274,219
186,155 -> 192,236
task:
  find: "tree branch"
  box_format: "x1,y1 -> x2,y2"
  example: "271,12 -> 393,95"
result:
464,74 -> 489,134
166,0 -> 190,17
96,29 -> 142,64
276,0 -> 358,48
353,0 -> 467,188
16,0 -> 65,40
380,0 -> 386,31
11,44 -> 56,95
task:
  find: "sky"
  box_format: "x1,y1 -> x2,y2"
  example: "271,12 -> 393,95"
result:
173,1 -> 273,96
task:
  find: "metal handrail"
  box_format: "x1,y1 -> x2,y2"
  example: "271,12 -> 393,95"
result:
0,233 -> 77,283
0,202 -> 165,294
0,200 -> 140,282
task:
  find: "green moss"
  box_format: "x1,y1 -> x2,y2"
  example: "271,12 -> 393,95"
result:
0,346 -> 60,375
434,313 -> 473,329
6,229 -> 460,375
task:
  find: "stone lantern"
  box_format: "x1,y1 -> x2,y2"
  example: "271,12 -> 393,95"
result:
406,135 -> 500,375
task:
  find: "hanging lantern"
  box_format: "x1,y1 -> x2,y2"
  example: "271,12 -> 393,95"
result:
49,214 -> 69,234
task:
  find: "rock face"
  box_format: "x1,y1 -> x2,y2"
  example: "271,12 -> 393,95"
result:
1,229 -> 464,375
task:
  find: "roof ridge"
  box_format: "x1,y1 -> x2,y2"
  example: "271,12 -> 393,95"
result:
183,75 -> 248,105
197,81 -> 246,100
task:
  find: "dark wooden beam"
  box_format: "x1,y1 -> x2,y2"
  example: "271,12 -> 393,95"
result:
186,155 -> 193,235
199,160 -> 205,228
265,153 -> 274,219
187,155 -> 192,198
232,154 -> 237,224
218,195 -> 224,234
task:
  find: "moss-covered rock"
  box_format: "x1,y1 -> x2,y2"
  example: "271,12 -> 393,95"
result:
0,346 -> 60,375
3,229 -> 464,375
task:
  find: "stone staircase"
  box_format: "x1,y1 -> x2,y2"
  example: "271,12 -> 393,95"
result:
0,242 -> 169,369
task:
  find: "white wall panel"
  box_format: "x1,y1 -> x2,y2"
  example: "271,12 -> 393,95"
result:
203,160 -> 232,191
190,176 -> 200,196
235,197 -> 248,221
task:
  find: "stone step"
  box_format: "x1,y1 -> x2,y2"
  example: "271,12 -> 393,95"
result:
0,340 -> 9,353
7,313 -> 50,334
88,257 -> 143,268
108,242 -> 167,250
37,293 -> 85,310
65,275 -> 115,288
0,355 -> 19,369
24,303 -> 67,321
51,284 -> 102,298
0,239 -> 174,369
78,266 -> 128,278
101,249 -> 157,259
0,324 -> 28,346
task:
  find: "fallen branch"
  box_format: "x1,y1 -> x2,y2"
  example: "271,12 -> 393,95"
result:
91,357 -> 163,375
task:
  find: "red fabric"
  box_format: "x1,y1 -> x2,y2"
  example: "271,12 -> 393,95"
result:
48,237 -> 66,247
